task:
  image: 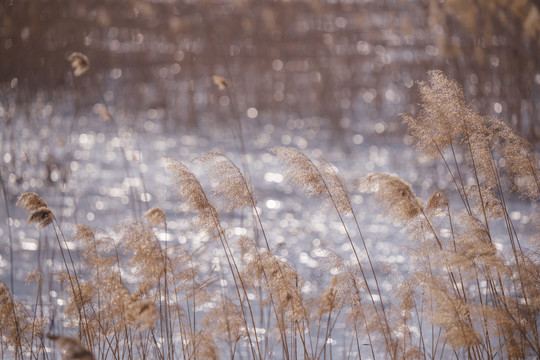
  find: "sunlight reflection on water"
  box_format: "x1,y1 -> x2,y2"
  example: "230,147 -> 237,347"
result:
1,112 -> 535,359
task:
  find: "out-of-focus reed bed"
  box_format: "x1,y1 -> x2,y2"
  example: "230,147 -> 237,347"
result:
1,71 -> 538,359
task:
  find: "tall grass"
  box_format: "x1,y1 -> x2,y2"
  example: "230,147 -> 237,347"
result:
1,71 -> 539,359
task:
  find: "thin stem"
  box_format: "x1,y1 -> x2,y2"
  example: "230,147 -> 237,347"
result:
0,169 -> 14,292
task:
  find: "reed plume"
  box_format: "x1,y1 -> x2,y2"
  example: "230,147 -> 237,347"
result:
271,147 -> 332,205
426,281 -> 481,350
67,52 -> 90,77
357,173 -> 423,225
202,296 -> 246,348
425,189 -> 449,217
143,207 -> 167,229
165,156 -> 221,238
125,299 -> 159,330
0,281 -> 23,354
273,146 -> 397,357
403,70 -> 540,200
239,237 -> 305,324
464,185 -> 504,219
396,70 -> 540,358
191,331 -> 219,360
317,156 -> 353,215
73,224 -> 116,272
16,192 -> 48,212
27,207 -> 54,228
121,220 -> 166,297
212,75 -> 228,90
196,152 -> 254,212
488,117 -> 540,198
16,193 -> 54,228
1,281 -> 46,357
167,156 -> 263,359
401,70 -> 467,161
316,251 -> 364,314
47,334 -> 95,360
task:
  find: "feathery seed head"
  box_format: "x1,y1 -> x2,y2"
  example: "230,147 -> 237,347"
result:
166,156 -> 221,237
28,207 -> 54,228
272,147 -> 352,214
203,297 -> 246,342
67,52 -> 90,76
25,270 -> 43,285
402,70 -> 468,160
17,192 -> 48,212
488,117 -> 540,198
463,114 -> 498,188
121,221 -> 165,292
271,146 -> 326,197
404,71 -> 539,200
63,279 -> 94,323
317,156 -> 352,214
0,281 -> 9,303
465,185 -> 504,219
451,215 -> 502,268
357,173 -> 423,224
17,193 -> 54,228
426,285 -> 481,349
193,331 -> 219,360
212,75 -> 228,90
317,251 -> 364,313
73,224 -> 95,241
126,299 -> 158,330
240,237 -> 306,322
143,207 -> 167,228
166,156 -> 208,212
196,152 -> 254,212
425,190 -> 449,216
47,334 -> 95,360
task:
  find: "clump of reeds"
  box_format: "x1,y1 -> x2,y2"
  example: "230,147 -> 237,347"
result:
272,147 -> 399,357
5,71 -> 539,360
384,70 -> 540,358
0,281 -> 46,359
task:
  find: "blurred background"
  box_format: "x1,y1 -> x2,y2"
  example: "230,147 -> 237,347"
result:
1,0 -> 539,140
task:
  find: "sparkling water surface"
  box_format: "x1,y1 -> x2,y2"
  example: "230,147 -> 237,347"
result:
0,108 -> 534,358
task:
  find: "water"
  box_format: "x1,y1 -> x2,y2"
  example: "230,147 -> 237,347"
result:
1,102 -> 536,359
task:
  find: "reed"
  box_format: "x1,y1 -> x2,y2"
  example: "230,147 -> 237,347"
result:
2,71 -> 539,359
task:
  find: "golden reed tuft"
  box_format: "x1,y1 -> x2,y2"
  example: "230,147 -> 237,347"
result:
28,207 -> 54,228
165,156 -> 222,237
357,173 -> 423,224
196,152 -> 254,212
211,75 -> 228,90
271,146 -> 352,214
47,334 -> 95,360
143,207 -> 167,228
17,192 -> 54,228
67,52 -> 90,76
16,192 -> 48,212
